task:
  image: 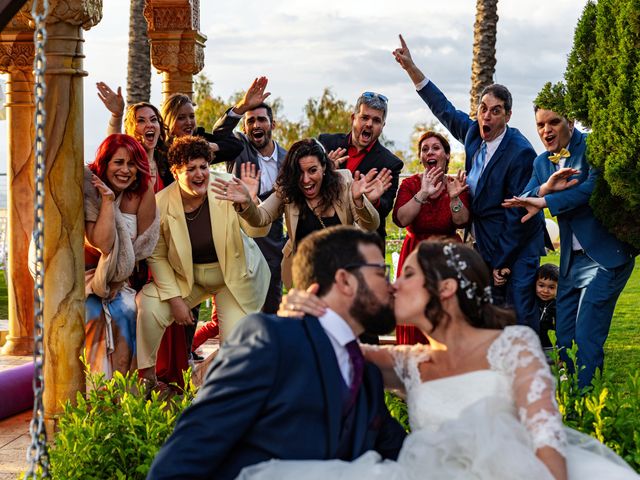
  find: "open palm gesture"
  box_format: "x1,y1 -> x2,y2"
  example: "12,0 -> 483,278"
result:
239,162 -> 261,203
211,177 -> 251,206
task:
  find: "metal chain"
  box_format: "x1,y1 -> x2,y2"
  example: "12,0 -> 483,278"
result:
26,0 -> 50,478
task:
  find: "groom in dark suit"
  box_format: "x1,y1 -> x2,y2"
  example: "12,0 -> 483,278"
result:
393,35 -> 546,331
147,226 -> 406,480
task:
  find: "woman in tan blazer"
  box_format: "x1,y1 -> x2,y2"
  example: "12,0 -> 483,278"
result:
213,139 -> 391,288
136,136 -> 269,386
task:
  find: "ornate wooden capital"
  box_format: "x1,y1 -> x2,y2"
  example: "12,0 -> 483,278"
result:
0,39 -> 35,72
144,0 -> 206,75
9,0 -> 103,29
0,5 -> 34,74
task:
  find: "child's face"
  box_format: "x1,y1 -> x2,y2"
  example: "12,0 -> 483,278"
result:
536,277 -> 557,302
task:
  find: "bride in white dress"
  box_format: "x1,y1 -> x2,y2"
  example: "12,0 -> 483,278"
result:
237,241 -> 638,479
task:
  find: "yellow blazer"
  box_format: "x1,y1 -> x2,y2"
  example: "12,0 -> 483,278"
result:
148,172 -> 270,313
239,169 -> 380,288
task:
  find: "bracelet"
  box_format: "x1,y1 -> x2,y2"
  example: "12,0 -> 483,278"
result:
413,194 -> 429,205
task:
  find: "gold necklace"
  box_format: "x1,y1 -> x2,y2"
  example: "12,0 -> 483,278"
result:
185,199 -> 206,222
307,201 -> 328,229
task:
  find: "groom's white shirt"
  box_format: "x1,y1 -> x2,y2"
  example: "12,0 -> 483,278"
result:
318,308 -> 357,386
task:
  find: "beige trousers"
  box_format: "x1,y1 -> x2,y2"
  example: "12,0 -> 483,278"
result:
136,262 -> 246,369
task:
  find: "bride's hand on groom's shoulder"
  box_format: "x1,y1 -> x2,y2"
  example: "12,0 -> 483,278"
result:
278,284 -> 327,318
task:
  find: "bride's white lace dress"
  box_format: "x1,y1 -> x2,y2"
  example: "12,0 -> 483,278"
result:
237,326 -> 638,479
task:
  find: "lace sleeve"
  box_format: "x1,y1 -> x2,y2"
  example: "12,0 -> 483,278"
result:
389,345 -> 430,393
491,326 -> 567,456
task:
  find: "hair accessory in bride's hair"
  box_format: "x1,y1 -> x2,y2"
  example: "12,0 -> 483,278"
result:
442,244 -> 493,306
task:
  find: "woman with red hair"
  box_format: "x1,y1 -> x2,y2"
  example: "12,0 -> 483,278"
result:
84,133 -> 159,378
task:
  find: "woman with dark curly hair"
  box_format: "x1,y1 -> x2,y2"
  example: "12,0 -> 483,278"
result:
212,138 -> 390,288
136,135 -> 270,387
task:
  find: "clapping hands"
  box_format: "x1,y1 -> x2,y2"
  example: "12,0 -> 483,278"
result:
351,168 -> 393,203
327,148 -> 348,170
420,167 -> 445,199
446,169 -> 469,198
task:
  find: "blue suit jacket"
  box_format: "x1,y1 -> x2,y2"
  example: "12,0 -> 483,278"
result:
417,82 -> 545,268
521,128 -> 637,276
147,314 -> 406,480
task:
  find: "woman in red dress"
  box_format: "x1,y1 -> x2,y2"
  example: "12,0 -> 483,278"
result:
393,131 -> 471,344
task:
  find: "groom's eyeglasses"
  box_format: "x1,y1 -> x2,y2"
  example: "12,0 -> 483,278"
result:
344,263 -> 391,281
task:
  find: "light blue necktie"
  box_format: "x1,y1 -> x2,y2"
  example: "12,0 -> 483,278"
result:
467,142 -> 487,196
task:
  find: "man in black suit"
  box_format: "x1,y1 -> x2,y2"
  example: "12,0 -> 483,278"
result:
213,77 -> 286,313
147,226 -> 406,480
319,92 -> 404,241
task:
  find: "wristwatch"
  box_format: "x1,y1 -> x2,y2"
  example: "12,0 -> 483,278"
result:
450,197 -> 463,213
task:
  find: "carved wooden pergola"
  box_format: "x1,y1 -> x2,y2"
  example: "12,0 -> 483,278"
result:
0,0 -> 205,431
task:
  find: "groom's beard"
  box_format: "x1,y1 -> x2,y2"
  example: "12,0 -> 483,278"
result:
349,281 -> 396,335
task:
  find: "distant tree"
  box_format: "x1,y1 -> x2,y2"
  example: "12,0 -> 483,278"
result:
303,88 -> 352,138
402,121 -> 464,174
564,0 -> 597,125
126,0 -> 151,104
193,75 -> 232,131
469,0 -> 499,117
562,0 -> 640,248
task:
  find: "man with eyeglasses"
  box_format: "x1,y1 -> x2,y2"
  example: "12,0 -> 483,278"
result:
147,226 -> 406,480
392,35 -> 546,332
318,91 -> 404,243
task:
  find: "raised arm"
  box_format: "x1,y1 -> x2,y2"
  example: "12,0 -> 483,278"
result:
394,35 -> 473,143
96,82 -> 125,135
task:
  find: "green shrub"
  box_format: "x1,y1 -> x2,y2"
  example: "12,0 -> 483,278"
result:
549,340 -> 640,471
384,391 -> 410,432
27,363 -> 197,479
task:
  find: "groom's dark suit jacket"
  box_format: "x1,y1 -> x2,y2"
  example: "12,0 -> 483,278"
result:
147,314 -> 407,480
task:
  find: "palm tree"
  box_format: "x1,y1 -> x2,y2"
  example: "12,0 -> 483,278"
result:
126,0 -> 151,104
469,0 -> 499,117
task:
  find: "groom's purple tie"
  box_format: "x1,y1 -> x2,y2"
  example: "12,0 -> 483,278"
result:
345,340 -> 364,413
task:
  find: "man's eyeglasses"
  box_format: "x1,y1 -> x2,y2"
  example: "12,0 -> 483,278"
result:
478,104 -> 505,116
361,91 -> 388,104
344,262 -> 391,281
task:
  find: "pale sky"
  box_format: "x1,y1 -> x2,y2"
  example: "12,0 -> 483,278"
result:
1,0 -> 588,169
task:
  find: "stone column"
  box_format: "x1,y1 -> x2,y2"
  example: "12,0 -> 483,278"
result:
30,0 -> 101,433
143,0 -> 206,101
0,20 -> 36,356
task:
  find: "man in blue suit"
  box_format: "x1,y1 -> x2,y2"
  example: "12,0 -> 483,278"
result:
147,226 -> 406,480
503,84 -> 636,387
393,35 -> 546,330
